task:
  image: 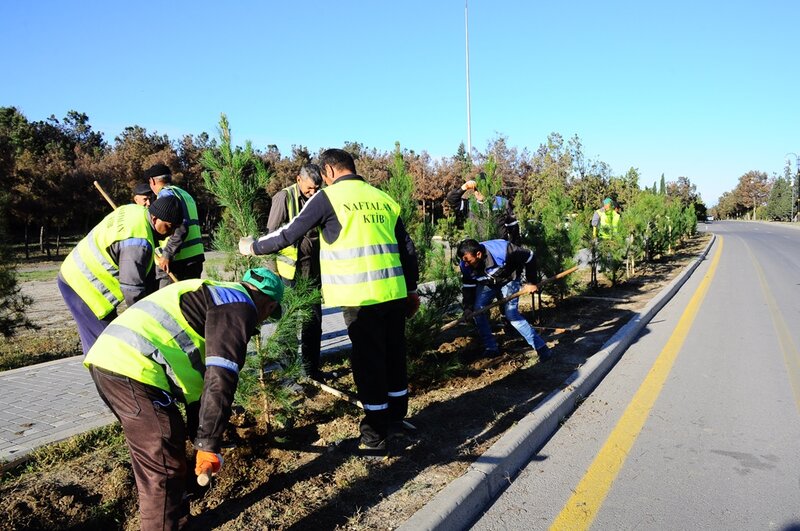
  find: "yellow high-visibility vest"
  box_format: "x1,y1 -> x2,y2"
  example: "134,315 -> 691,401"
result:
276,184 -> 301,280
60,205 -> 155,318
595,208 -> 621,240
318,179 -> 407,306
157,185 -> 204,261
84,279 -> 253,404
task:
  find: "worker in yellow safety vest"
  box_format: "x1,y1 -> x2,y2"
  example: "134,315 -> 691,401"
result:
592,197 -> 621,240
84,268 -> 283,531
239,148 -> 420,457
145,163 -> 205,287
58,195 -> 183,354
266,164 -> 328,380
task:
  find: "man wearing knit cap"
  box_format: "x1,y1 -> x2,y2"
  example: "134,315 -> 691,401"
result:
133,182 -> 155,207
84,268 -> 283,530
145,163 -> 205,287
58,195 -> 183,354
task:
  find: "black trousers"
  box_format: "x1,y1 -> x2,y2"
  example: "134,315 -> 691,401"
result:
90,366 -> 190,531
342,298 -> 408,446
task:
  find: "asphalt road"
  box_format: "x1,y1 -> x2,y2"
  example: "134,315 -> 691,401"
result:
473,221 -> 800,530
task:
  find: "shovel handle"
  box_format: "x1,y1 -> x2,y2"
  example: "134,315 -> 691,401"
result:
93,180 -> 118,210
197,463 -> 213,486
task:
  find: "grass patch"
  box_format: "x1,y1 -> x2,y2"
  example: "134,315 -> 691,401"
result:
0,327 -> 81,371
15,268 -> 59,282
2,423 -> 126,482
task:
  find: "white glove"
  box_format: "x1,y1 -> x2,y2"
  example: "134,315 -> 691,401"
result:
239,236 -> 255,256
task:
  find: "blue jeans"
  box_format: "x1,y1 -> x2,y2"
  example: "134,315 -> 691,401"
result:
473,279 -> 545,351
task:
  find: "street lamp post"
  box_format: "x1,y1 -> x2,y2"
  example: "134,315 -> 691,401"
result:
786,153 -> 799,222
465,0 -> 472,159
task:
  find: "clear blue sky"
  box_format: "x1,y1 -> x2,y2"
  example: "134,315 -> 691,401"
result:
2,1 -> 798,205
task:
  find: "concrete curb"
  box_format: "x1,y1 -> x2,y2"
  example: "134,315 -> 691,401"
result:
399,234 -> 717,531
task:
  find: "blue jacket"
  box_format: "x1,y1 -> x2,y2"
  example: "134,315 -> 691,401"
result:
459,239 -> 537,309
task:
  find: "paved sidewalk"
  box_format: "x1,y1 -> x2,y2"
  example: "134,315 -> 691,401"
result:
0,308 -> 350,465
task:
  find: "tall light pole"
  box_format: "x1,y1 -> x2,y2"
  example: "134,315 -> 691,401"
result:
786,153 -> 799,222
465,0 -> 472,159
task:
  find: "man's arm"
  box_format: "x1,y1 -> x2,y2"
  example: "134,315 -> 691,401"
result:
395,218 -> 419,292
252,190 -> 331,256
113,239 -> 155,306
459,263 -> 477,311
505,242 -> 538,284
193,300 -> 258,452
266,190 -> 289,233
157,188 -> 189,261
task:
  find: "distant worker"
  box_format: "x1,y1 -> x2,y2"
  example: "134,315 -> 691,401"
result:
591,197 -> 621,240
266,164 -> 327,380
133,182 -> 156,207
446,172 -> 520,243
239,148 -> 420,455
84,268 -> 283,531
145,163 -> 205,287
456,238 -> 552,361
58,196 -> 183,354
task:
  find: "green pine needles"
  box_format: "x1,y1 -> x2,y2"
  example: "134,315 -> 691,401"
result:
201,114 -> 315,431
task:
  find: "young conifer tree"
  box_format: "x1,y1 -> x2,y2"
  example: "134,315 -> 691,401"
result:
382,143 -> 460,370
201,114 -> 318,430
0,190 -> 34,337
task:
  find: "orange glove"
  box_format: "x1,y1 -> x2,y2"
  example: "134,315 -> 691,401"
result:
406,292 -> 420,318
195,450 -> 223,477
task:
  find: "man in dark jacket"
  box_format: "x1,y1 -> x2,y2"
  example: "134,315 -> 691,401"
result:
446,172 -> 520,243
84,268 -> 283,531
145,163 -> 205,287
266,164 -> 326,379
240,149 -> 420,455
457,238 -> 551,360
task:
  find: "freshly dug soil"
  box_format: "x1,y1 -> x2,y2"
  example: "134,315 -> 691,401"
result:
0,235 -> 709,531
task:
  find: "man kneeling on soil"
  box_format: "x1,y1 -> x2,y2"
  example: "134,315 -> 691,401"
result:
457,238 -> 552,361
84,268 -> 283,530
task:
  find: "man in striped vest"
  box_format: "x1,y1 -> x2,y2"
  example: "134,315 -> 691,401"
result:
84,268 -> 283,531
266,164 -> 325,380
240,149 -> 420,456
457,238 -> 552,361
58,195 -> 183,354
145,163 -> 206,287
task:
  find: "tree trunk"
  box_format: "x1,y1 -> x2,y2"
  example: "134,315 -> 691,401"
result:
24,221 -> 30,260
55,227 -> 61,257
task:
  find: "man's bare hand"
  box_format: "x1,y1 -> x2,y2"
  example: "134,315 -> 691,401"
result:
157,255 -> 170,273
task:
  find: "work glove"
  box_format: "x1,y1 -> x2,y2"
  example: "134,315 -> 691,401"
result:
406,291 -> 420,318
195,450 -> 223,477
238,236 -> 255,256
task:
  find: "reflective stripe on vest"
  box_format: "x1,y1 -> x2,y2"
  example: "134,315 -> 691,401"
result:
158,186 -> 204,261
60,205 -> 155,318
318,180 -> 406,306
276,184 -> 301,280
84,279 -> 254,403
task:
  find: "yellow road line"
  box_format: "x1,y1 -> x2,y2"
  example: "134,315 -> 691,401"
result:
551,237 -> 724,531
743,242 -> 800,412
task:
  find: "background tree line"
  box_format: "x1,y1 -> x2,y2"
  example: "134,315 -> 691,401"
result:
1,106 -> 714,259
712,163 -> 799,221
